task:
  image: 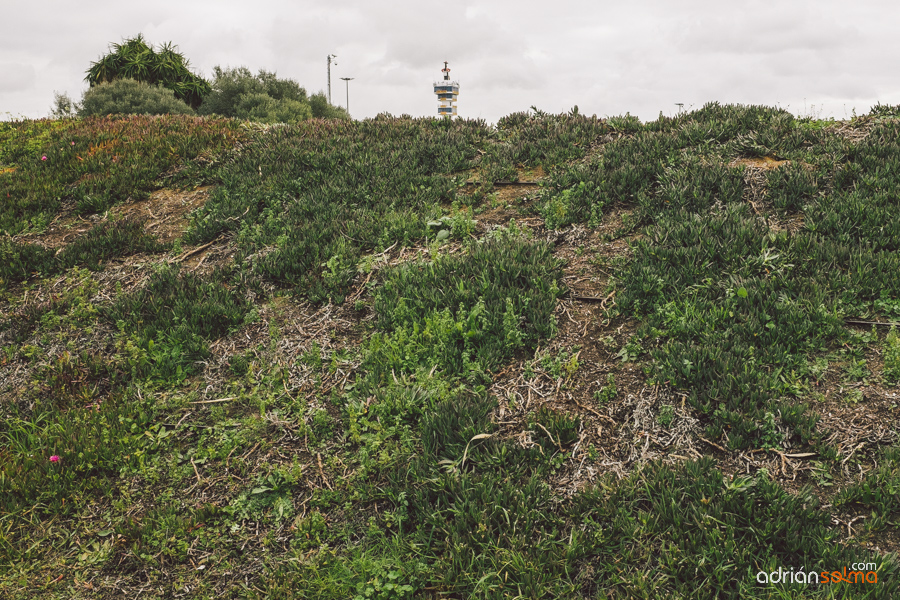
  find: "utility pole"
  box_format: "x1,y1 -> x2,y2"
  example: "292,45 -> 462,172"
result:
327,54 -> 337,104
340,77 -> 353,114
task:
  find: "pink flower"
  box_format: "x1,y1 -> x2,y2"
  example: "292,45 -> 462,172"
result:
49,455 -> 61,462
71,142 -> 75,145
41,156 -> 47,161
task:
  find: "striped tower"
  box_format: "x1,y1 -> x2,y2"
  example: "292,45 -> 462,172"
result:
434,61 -> 459,117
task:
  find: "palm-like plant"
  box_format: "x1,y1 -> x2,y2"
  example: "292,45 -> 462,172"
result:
85,34 -> 211,109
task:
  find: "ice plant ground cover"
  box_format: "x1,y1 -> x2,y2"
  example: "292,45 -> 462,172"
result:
1,105 -> 900,598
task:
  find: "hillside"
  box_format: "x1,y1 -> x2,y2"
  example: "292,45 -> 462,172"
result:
2,104 -> 900,598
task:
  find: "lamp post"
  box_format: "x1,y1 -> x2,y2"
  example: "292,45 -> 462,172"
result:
340,77 -> 354,114
327,54 -> 337,104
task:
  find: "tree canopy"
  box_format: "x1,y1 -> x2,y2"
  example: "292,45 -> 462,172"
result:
198,66 -> 349,123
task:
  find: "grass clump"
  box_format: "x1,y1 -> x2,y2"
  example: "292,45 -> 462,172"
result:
0,387 -> 155,518
478,109 -> 609,182
0,238 -> 55,286
571,457 -> 897,598
834,446 -> 900,527
367,235 -> 563,383
106,264 -> 248,381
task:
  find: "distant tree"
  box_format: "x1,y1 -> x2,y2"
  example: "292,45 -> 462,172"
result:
78,79 -> 195,117
308,92 -> 350,120
199,66 -> 349,123
49,91 -> 80,118
235,92 -> 312,124
85,34 -> 210,109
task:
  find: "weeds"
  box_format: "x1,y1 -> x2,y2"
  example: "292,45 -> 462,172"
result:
2,105 -> 899,599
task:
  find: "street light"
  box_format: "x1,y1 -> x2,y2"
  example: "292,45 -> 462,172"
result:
340,77 -> 354,114
327,54 -> 337,104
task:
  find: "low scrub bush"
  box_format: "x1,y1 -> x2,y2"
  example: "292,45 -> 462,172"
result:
78,79 -> 195,117
0,218 -> 164,286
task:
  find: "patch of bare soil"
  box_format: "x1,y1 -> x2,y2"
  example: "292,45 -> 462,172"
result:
113,186 -> 214,244
729,156 -> 791,170
13,186 -> 213,250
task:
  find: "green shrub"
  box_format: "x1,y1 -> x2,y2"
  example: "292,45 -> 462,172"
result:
198,66 -> 347,123
367,235 -> 563,381
0,219 -> 164,285
78,78 -> 195,117
309,91 -> 350,120
236,92 -> 312,124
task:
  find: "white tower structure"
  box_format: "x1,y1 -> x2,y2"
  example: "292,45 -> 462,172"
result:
434,61 -> 459,117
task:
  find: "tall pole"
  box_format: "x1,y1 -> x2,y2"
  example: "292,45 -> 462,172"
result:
340,77 -> 353,114
327,54 -> 337,104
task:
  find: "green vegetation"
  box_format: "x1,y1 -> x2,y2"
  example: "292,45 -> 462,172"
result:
1,218 -> 163,286
198,66 -> 349,123
186,115 -> 490,302
2,105 -> 900,598
79,78 -> 196,117
0,115 -> 245,234
85,34 -> 210,109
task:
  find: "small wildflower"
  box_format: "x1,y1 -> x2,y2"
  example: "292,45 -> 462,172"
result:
49,455 -> 61,462
41,156 -> 48,161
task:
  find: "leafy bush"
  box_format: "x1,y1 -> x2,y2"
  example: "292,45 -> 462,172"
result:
309,91 -> 351,119
49,91 -> 80,119
198,66 -> 347,123
235,92 -> 312,124
79,78 -> 195,117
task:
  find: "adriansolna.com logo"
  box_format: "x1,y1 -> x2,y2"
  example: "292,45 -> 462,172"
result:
756,563 -> 879,585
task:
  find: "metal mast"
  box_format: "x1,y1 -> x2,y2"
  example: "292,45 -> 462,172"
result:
327,54 -> 337,104
340,77 -> 354,114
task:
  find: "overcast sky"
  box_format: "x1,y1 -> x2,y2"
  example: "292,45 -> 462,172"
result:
3,0 -> 898,123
